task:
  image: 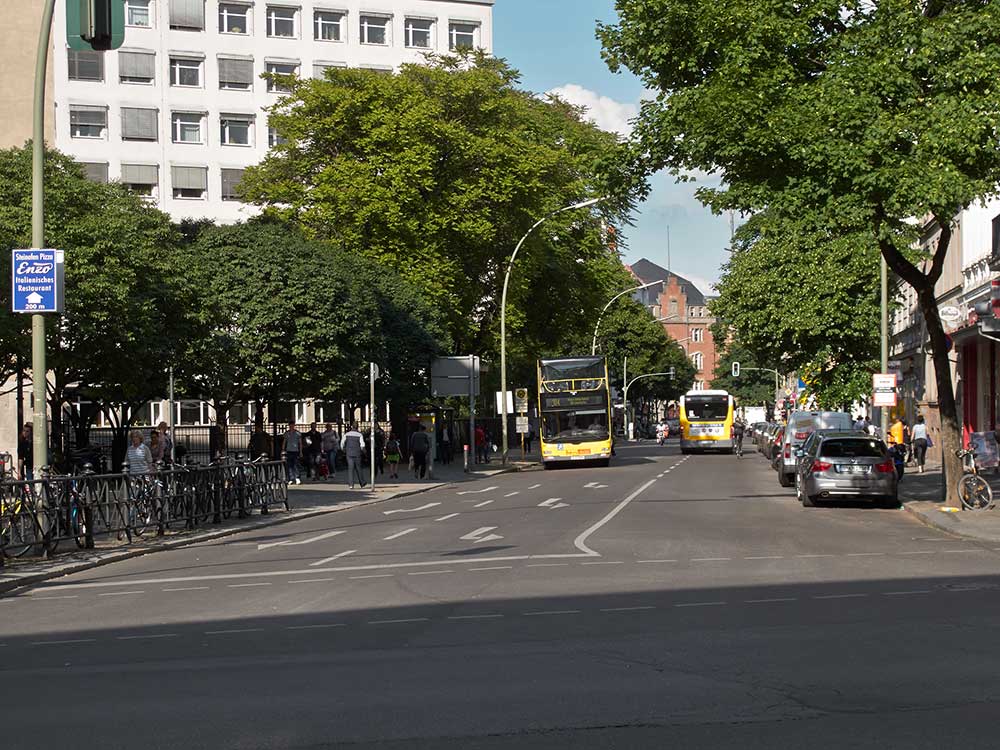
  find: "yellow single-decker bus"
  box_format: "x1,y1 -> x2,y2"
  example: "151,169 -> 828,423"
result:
679,389 -> 735,454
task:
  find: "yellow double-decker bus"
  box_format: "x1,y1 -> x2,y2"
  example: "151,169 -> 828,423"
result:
538,356 -> 613,467
679,389 -> 735,454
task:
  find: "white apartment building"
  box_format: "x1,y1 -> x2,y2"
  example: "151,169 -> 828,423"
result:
50,0 -> 494,222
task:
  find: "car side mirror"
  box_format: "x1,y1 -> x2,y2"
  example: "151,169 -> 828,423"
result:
795,449 -> 805,458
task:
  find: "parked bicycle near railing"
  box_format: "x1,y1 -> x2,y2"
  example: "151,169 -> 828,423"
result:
956,448 -> 994,511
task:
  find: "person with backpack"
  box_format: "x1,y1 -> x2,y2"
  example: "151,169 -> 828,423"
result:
384,432 -> 401,479
409,424 -> 431,479
340,424 -> 367,489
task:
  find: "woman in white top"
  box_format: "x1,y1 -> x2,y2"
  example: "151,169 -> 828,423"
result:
910,415 -> 929,473
126,429 -> 152,475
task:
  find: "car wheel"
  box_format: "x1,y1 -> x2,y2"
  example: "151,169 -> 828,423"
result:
778,471 -> 793,488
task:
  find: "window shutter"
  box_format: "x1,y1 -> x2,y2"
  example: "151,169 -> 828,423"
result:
81,163 -> 108,183
218,57 -> 253,84
121,108 -> 158,140
121,164 -> 158,185
221,168 -> 245,198
69,50 -> 103,80
170,0 -> 205,29
172,166 -> 208,190
119,50 -> 155,79
70,105 -> 107,126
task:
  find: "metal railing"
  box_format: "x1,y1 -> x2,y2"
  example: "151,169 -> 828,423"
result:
0,458 -> 288,567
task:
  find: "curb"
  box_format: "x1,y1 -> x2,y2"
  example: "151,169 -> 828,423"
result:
0,464 -> 530,597
901,501 -> 1000,545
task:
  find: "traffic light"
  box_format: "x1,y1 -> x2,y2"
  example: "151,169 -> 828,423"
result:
67,0 -> 125,51
973,279 -> 1000,335
731,361 -> 740,378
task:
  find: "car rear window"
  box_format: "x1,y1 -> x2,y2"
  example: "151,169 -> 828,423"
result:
820,439 -> 886,458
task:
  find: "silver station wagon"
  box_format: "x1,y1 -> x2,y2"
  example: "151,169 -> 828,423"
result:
795,431 -> 899,508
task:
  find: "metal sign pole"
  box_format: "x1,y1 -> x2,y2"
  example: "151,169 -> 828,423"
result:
468,355 -> 476,473
370,362 -> 376,490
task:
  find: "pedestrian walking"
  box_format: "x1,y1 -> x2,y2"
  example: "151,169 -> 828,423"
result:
385,432 -> 401,479
321,423 -> 339,481
17,422 -> 33,481
409,424 -> 431,479
150,431 -> 165,465
888,415 -> 904,450
524,426 -> 533,454
126,429 -> 152,475
911,415 -> 929,473
283,424 -> 302,485
341,424 -> 367,488
901,418 -> 913,464
303,422 -> 322,479
156,421 -> 174,463
441,426 -> 452,464
374,427 -> 386,476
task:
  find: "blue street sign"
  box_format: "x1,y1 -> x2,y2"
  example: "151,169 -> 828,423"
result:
11,249 -> 65,314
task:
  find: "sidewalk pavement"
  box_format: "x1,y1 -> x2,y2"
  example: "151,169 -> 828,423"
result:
0,454 -> 539,595
899,463 -> 1000,545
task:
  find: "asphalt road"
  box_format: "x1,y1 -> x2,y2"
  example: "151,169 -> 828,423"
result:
3,442 -> 1000,749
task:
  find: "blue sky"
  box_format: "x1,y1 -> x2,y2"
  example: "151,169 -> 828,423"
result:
493,0 -> 731,295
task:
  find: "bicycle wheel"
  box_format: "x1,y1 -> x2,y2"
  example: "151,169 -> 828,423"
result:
958,474 -> 993,511
2,501 -> 38,558
130,492 -> 156,537
71,500 -> 88,549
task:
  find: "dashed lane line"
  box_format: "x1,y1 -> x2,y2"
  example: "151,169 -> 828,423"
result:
407,570 -> 454,576
523,610 -> 582,617
528,484 -> 542,489
30,595 -> 78,600
469,566 -> 513,571
526,563 -> 568,568
204,628 -> 265,635
31,638 -> 97,645
504,492 -> 520,498
745,597 -> 798,604
884,590 -> 933,596
581,560 -> 625,566
163,587 -> 209,592
637,559 -> 678,564
228,583 -> 272,588
474,500 -> 495,508
744,556 -> 784,560
691,557 -> 732,562
116,633 -> 178,640
369,618 -> 429,625
435,513 -> 459,521
675,601 -> 726,608
447,614 -> 504,620
813,593 -> 868,600
846,552 -> 886,557
98,591 -> 144,597
289,578 -> 337,584
600,606 -> 655,612
286,623 -> 346,630
350,574 -> 393,580
383,528 -> 417,541
310,549 -> 357,567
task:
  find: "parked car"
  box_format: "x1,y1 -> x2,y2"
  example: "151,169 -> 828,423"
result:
769,427 -> 785,470
777,411 -> 854,487
795,431 -> 898,507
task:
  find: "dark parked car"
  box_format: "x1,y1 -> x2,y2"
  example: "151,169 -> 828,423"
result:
794,431 -> 898,508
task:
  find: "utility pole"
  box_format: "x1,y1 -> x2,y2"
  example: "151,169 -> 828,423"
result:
880,256 -> 889,437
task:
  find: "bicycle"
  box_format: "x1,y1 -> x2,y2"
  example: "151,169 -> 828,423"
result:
734,431 -> 744,459
956,449 -> 993,511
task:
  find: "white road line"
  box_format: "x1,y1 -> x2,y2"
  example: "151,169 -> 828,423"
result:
474,499 -> 495,508
538,498 -> 569,509
310,549 -> 357,567
691,557 -> 731,562
846,552 -> 886,557
447,614 -> 504,620
744,555 -> 784,560
675,601 -> 726,608
469,566 -> 513,571
574,477 -> 658,556
504,492 -> 520,497
383,502 -> 441,515
286,623 -> 347,630
99,591 -> 145,597
813,593 -> 868,600
523,610 -> 581,617
528,484 -> 541,489
257,529 -> 346,551
460,526 -> 503,543
30,595 -> 78,600
228,582 -> 272,588
796,554 -> 834,559
456,486 -> 498,496
31,638 -> 97,645
941,548 -> 987,554
408,570 -> 454,576
745,597 -> 798,604
897,550 -> 935,555
289,578 -> 337,584
369,618 -> 429,625
384,528 -> 417,541
116,633 -> 178,640
637,559 -> 678,564
600,606 -> 655,612
205,628 -> 265,635
350,574 -> 393,579
435,513 -> 460,521
526,563 -> 568,568
581,560 -> 624,566
163,587 -> 210,592
884,590 -> 933,596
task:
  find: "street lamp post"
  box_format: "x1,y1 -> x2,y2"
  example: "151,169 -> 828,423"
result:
591,279 -> 666,355
623,371 -> 675,441
500,197 -> 604,465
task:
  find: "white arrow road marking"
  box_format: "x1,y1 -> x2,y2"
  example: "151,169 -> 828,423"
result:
383,502 -> 441,515
456,486 -> 499,496
384,528 -> 417,541
584,482 -> 609,489
474,499 -> 495,507
309,549 -> 357,567
538,498 -> 569,509
257,530 -> 345,551
460,526 -> 504,544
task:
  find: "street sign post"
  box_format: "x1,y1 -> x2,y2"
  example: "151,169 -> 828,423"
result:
514,387 -> 529,414
11,249 -> 64,314
515,416 -> 529,434
495,390 -> 513,415
872,373 -> 897,408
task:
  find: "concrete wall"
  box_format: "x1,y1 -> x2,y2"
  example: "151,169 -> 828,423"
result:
0,0 -> 55,148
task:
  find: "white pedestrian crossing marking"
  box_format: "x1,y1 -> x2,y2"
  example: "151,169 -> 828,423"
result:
538,497 -> 569,509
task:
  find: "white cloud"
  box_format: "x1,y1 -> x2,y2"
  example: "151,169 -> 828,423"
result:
547,83 -> 638,138
682,273 -> 718,297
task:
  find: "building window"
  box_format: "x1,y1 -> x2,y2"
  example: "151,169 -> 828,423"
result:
359,14 -> 389,45
68,49 -> 104,81
266,6 -> 297,37
169,57 -> 202,87
169,0 -> 204,30
669,299 -> 678,316
81,162 -> 108,183
121,163 -> 158,198
218,2 -> 250,34
692,328 -> 704,343
268,126 -> 287,147
266,61 -> 298,92
992,214 -> 1000,266
449,21 -> 477,50
69,105 -> 107,139
405,17 -> 433,48
118,50 -> 155,83
220,114 -> 253,146
314,10 -> 343,41
171,112 -> 204,143
221,168 -> 245,201
312,61 -> 345,78
125,0 -> 152,27
178,400 -> 207,425
691,352 -> 704,371
120,107 -> 158,140
218,56 -> 253,90
171,165 -> 208,200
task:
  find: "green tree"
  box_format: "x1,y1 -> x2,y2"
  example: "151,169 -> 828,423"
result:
600,1 -> 1000,503
712,343 -> 778,408
240,53 -> 642,371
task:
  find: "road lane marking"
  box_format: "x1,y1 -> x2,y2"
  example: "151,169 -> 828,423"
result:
574,477 -> 658,556
846,552 -> 886,557
205,628 -> 265,635
600,606 -> 655,612
31,638 -> 96,645
538,498 -> 569,509
289,578 -> 337,584
228,583 -> 272,588
447,614 -> 504,620
745,598 -> 797,604
460,526 -> 503,543
897,551 -> 935,555
310,549 -> 357,567
581,560 -> 624,565
504,492 -> 520,497
527,563 -> 568,568
116,633 -> 178,640
383,528 -> 417,541
584,482 -> 609,489
884,590 -> 933,596
30,595 -> 78,600
98,591 -> 145,596
523,610 -> 581,616
796,554 -> 834,558
474,500 -> 495,508
383,502 -> 441,515
435,513 -> 460,521
257,530 -> 346,551
691,557 -> 731,562
408,570 -> 454,576
528,484 -> 541,489
163,587 -> 209,592
456,486 -> 498,496
675,601 -> 726,608
350,574 -> 393,579
813,593 -> 868,600
637,559 -> 678,564
369,618 -> 429,625
941,548 -> 988,554
469,566 -> 512,571
744,556 -> 784,560
286,623 -> 347,630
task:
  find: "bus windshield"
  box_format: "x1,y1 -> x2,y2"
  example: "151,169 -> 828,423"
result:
540,358 -> 606,382
542,410 -> 609,442
684,396 -> 730,422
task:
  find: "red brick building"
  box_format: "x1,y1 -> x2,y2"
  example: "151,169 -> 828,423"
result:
628,258 -> 720,391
